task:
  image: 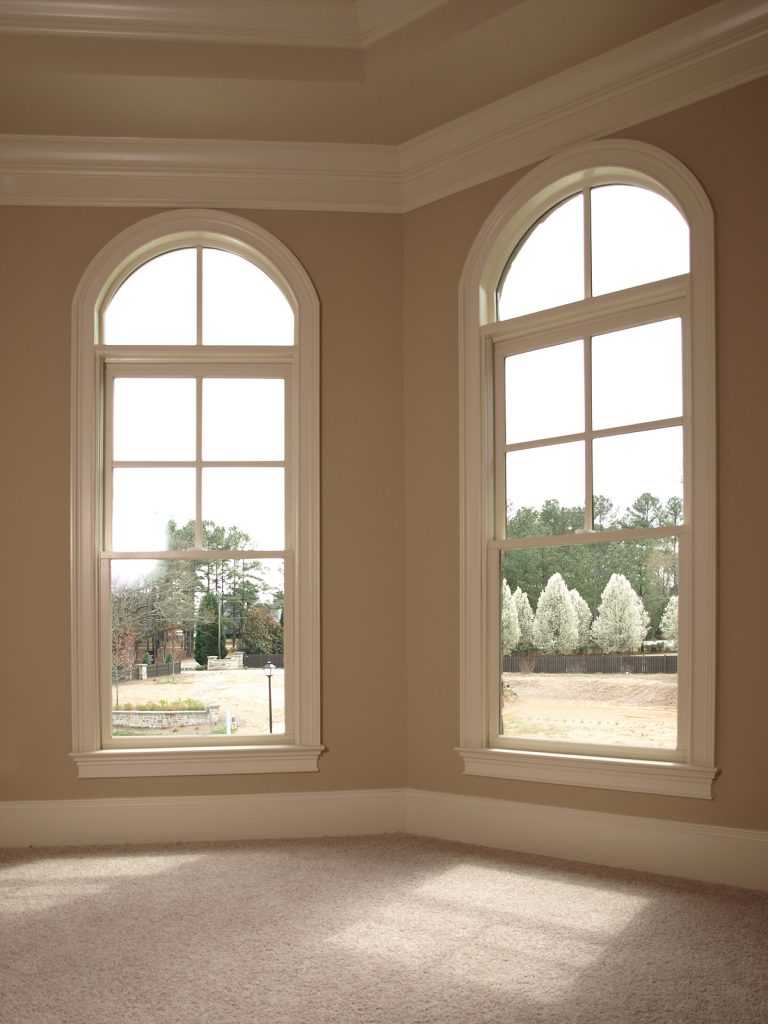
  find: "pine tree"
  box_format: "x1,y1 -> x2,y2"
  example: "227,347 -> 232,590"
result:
660,595 -> 679,650
501,580 -> 521,655
532,574 -> 579,654
512,586 -> 535,649
590,573 -> 650,653
569,588 -> 592,649
194,591 -> 227,664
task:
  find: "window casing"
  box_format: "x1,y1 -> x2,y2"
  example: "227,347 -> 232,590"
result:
71,212 -> 321,778
458,142 -> 717,798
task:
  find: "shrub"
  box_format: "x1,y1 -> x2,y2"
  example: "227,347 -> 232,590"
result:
590,573 -> 650,653
532,574 -> 579,654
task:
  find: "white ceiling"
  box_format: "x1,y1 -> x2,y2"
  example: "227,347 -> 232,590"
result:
0,0 -> 739,144
1,0 -> 766,210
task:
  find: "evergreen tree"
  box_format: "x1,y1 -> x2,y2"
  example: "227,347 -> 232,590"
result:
590,573 -> 650,653
569,588 -> 592,649
194,591 -> 227,664
512,586 -> 535,649
660,595 -> 679,650
532,574 -> 579,654
501,580 -> 521,655
238,605 -> 284,656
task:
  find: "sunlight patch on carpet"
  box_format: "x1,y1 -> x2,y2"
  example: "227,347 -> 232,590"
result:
328,863 -> 649,1002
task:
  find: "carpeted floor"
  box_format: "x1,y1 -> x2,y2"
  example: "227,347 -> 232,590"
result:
1,833 -> 766,1024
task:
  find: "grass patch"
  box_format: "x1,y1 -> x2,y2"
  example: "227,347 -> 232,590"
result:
120,698 -> 206,712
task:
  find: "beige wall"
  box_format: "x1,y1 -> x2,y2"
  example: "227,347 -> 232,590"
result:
0,209 -> 406,800
1,77 -> 767,832
403,76 -> 768,830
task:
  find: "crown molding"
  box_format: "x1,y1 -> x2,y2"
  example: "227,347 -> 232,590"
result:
1,0 -> 765,213
399,0 -> 768,209
0,135 -> 403,211
0,0 -> 361,48
356,0 -> 450,46
0,0 -> 455,49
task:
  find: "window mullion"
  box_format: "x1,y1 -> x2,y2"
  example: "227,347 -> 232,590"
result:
584,336 -> 593,530
195,375 -> 203,548
583,186 -> 592,299
103,368 -> 115,552
196,246 -> 203,347
494,347 -> 507,540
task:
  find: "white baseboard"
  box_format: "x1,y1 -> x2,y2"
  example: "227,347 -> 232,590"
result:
1,787 -> 766,891
404,789 -> 768,892
0,788 -> 406,847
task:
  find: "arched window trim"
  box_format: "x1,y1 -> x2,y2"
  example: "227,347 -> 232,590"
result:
458,141 -> 717,798
71,210 -> 321,777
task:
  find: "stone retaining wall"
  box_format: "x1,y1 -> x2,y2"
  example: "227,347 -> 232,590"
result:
112,705 -> 220,728
207,653 -> 244,670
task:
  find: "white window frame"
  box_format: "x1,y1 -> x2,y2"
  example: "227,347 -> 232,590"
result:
71,210 -> 321,778
457,141 -> 717,798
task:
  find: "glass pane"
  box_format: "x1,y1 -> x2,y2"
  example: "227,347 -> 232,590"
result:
202,248 -> 294,346
110,558 -> 285,738
103,249 -> 197,346
202,379 -> 284,462
593,427 -> 683,526
497,194 -> 584,320
112,468 -> 196,551
506,442 -> 584,537
505,341 -> 584,444
113,378 -> 196,461
591,185 -> 689,296
202,468 -> 284,550
592,319 -> 682,431
500,538 -> 678,749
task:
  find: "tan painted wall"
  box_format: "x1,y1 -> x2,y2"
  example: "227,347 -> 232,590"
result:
0,209 -> 406,800
403,76 -> 768,829
1,77 -> 766,831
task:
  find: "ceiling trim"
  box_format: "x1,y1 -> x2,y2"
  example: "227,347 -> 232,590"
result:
356,0 -> 450,46
0,136 -> 404,211
0,1 -> 360,48
1,0 -> 766,213
0,0 -> 455,49
399,0 -> 768,209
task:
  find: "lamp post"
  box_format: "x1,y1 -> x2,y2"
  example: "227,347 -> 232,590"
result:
264,661 -> 275,733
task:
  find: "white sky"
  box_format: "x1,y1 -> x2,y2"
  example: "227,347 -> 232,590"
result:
506,423 -> 683,516
103,246 -> 294,346
498,185 -> 689,319
111,557 -> 285,597
112,375 -> 285,554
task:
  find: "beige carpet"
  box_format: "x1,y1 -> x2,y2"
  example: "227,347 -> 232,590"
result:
1,833 -> 766,1023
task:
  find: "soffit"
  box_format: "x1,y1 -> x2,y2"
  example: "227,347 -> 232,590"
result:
0,0 -> 723,144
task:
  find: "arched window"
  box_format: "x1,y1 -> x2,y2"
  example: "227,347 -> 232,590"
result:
458,142 -> 716,797
71,212 -> 320,777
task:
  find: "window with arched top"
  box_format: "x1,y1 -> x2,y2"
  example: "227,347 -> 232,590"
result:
71,213 -> 321,778
458,143 -> 717,798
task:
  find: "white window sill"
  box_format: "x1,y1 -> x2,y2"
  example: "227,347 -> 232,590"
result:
456,747 -> 717,799
71,745 -> 324,778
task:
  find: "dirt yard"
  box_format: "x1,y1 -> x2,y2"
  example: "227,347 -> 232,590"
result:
501,671 -> 677,747
111,667 -> 285,737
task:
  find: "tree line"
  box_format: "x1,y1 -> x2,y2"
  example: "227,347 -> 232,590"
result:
111,519 -> 284,676
502,491 -> 680,654
503,491 -> 680,638
502,573 -> 678,656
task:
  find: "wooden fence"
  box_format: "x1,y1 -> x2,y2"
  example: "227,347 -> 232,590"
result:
501,653 -> 678,674
113,655 -> 283,680
113,661 -> 183,682
243,653 -> 284,669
